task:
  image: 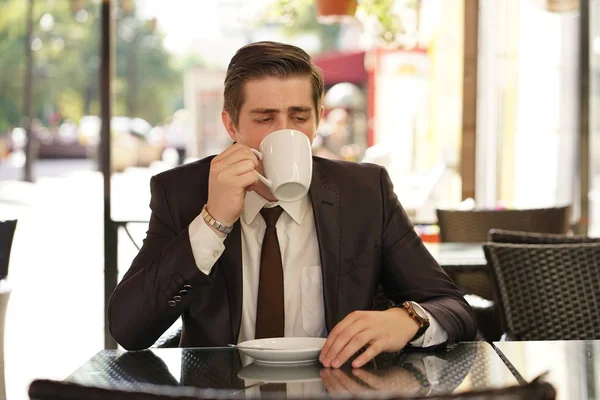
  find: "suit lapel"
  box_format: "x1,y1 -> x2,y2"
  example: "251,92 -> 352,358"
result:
220,221 -> 242,343
309,158 -> 341,332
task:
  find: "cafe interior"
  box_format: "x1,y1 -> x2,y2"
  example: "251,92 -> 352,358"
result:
1,0 -> 600,399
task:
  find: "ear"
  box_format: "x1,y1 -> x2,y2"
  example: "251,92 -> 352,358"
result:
221,110 -> 237,142
318,105 -> 325,123
314,105 -> 325,139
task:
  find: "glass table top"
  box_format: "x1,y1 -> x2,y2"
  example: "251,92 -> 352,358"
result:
66,342 -> 521,398
494,340 -> 600,400
424,243 -> 486,268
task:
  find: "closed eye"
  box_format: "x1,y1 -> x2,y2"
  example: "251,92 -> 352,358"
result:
255,117 -> 273,123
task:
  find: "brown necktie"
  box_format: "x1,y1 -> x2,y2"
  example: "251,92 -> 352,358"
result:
255,206 -> 285,339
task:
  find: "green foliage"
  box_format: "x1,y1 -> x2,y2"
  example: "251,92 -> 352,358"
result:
0,0 -> 184,134
114,16 -> 180,124
261,0 -> 341,53
0,0 -> 27,134
263,0 -> 314,22
360,0 -> 404,44
262,0 -> 420,49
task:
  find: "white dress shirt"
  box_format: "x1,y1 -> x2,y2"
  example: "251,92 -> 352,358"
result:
188,192 -> 447,346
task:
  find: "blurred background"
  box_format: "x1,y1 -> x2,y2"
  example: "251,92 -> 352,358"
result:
0,0 -> 599,398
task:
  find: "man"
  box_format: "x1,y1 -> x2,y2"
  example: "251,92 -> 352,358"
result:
108,41 -> 475,369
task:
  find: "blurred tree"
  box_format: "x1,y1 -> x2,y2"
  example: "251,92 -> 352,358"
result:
0,0 -> 99,133
0,0 -> 27,134
262,0 -> 342,53
114,14 -> 180,123
263,0 -> 422,49
0,0 -> 182,134
359,0 -> 421,47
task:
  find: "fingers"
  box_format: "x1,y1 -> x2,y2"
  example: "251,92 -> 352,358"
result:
320,369 -> 366,395
217,142 -> 250,159
233,170 -> 260,189
320,311 -> 360,360
334,330 -> 377,369
353,367 -> 422,395
223,159 -> 257,177
322,310 -> 406,369
350,341 -> 383,368
206,144 -> 260,225
321,312 -> 372,368
211,153 -> 259,189
212,144 -> 258,171
320,369 -> 346,393
352,369 -> 385,389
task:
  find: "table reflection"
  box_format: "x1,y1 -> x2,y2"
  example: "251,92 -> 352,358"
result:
494,340 -> 600,400
66,342 -> 520,398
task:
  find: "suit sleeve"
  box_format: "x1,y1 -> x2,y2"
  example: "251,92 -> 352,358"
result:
108,175 -> 211,350
378,167 -> 477,343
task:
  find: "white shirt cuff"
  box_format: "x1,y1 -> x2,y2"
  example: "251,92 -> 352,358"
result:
409,302 -> 448,347
188,214 -> 226,276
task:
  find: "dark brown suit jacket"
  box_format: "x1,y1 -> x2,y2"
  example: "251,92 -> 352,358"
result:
108,156 -> 476,350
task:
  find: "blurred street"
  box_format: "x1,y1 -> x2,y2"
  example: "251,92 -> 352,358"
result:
0,158 -> 168,399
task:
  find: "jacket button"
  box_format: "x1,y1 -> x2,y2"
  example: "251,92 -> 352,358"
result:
179,289 -> 188,296
168,300 -> 177,307
183,284 -> 192,289
174,295 -> 182,302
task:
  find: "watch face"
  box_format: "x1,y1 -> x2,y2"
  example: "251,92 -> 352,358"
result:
410,302 -> 428,321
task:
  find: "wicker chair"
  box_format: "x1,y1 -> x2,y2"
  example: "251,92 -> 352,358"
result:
436,206 -> 570,243
436,206 -> 571,298
28,377 -> 556,400
488,229 -> 600,245
483,230 -> 599,341
435,206 -> 570,342
484,242 -> 600,341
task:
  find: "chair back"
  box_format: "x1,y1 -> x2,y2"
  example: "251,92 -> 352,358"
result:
488,229 -> 600,245
0,220 -> 17,279
484,242 -> 600,340
436,206 -> 570,243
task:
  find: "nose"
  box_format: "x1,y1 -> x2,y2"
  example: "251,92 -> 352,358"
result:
272,116 -> 290,132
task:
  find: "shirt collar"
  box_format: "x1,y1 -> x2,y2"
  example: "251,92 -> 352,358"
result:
242,190 -> 309,226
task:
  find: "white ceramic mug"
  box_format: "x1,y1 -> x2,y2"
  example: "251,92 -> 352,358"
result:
250,129 -> 313,202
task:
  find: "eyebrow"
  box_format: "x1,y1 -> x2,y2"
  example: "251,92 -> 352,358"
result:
249,106 -> 313,114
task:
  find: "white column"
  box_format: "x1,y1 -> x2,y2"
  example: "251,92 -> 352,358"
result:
513,3 -> 579,213
475,0 -> 501,207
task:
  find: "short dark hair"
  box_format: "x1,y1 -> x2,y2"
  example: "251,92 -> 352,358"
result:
223,41 -> 325,126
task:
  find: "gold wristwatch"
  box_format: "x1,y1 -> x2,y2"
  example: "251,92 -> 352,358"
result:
201,205 -> 233,234
402,301 -> 430,341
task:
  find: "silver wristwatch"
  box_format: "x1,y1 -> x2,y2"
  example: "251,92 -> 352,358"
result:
201,205 -> 233,234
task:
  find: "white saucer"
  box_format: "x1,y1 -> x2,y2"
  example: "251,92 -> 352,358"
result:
238,362 -> 322,383
236,337 -> 326,365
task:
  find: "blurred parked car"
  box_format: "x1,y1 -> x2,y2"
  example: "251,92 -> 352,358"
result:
78,115 -> 164,172
7,123 -> 87,159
